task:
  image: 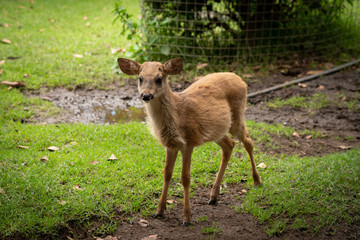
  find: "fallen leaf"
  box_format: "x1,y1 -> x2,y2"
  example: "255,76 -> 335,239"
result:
48,146 -> 60,151
49,19 -> 55,23
306,70 -> 323,75
111,48 -> 124,54
257,163 -> 267,169
138,219 -> 149,227
1,39 -> 11,44
238,189 -> 247,195
83,16 -> 88,20
39,28 -> 45,32
317,85 -> 325,90
90,161 -> 99,165
96,236 -> 118,240
242,74 -> 253,78
108,154 -> 117,161
339,145 -> 352,150
40,156 -> 49,163
167,199 -> 177,204
305,135 -> 312,140
86,22 -> 91,27
73,184 -> 83,191
23,73 -> 30,78
0,60 -> 5,65
4,23 -> 10,28
292,131 -> 300,138
70,162 -> 75,166
0,187 -> 10,201
41,96 -> 52,101
196,63 -> 208,69
341,96 -> 346,101
17,145 -> 29,149
141,235 -> 158,240
73,54 -> 83,58
59,200 -> 66,205
0,81 -> 26,88
18,5 -> 26,9
298,83 -> 307,88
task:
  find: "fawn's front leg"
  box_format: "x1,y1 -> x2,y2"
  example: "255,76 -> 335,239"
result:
154,148 -> 178,218
180,146 -> 194,226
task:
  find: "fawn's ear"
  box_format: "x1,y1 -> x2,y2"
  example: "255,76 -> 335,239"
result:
164,58 -> 183,75
117,58 -> 140,75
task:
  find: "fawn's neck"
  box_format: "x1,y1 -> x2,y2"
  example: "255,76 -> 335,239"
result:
145,85 -> 185,149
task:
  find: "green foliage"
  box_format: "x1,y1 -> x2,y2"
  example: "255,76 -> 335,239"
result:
114,0 -> 359,66
201,222 -> 222,234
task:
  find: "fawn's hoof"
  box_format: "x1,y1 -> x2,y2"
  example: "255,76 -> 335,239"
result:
208,199 -> 217,205
182,221 -> 192,227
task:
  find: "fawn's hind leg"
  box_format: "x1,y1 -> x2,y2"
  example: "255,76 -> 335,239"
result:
209,135 -> 235,205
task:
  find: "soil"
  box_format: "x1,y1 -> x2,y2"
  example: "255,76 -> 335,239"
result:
26,66 -> 360,240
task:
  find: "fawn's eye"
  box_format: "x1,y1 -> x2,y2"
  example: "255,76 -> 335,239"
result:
155,77 -> 162,86
138,76 -> 143,85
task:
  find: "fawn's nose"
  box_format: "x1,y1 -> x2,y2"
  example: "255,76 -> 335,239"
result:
141,93 -> 154,102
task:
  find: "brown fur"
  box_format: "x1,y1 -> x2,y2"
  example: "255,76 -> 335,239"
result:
117,58 -> 261,225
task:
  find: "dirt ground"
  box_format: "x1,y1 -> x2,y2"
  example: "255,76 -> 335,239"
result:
28,66 -> 360,240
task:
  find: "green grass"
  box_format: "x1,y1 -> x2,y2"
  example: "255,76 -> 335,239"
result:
241,149 -> 360,236
0,0 -> 140,90
267,92 -> 359,112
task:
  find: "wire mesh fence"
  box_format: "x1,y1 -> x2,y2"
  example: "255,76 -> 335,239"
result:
140,0 -> 360,68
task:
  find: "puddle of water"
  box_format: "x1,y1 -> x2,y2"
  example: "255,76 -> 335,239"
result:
93,106 -> 147,124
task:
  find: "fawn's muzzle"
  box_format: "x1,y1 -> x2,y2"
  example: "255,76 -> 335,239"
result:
141,93 -> 154,102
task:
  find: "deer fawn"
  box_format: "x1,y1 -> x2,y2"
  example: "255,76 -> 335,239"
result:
117,58 -> 261,226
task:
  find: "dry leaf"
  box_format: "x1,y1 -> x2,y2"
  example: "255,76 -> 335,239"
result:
305,135 -> 312,139
96,236 -> 118,240
4,23 -> 10,28
196,63 -> 208,69
39,28 -> 44,32
1,39 -> 11,44
70,162 -> 75,166
141,235 -> 158,240
49,19 -> 55,23
73,54 -> 83,58
48,146 -> 60,151
298,83 -> 307,88
0,81 -> 26,88
86,22 -> 91,27
138,219 -> 149,227
0,187 -> 10,201
17,145 -> 29,149
23,73 -> 30,78
257,163 -> 267,169
0,60 -> 5,65
83,16 -> 88,20
339,145 -> 352,150
167,199 -> 177,204
18,5 -> 26,9
238,189 -> 247,195
292,131 -> 300,138
317,85 -> 325,90
111,48 -> 124,54
73,184 -> 83,191
341,96 -> 346,101
40,156 -> 49,163
108,154 -> 117,161
307,70 -> 323,75
90,161 -> 99,165
59,200 -> 67,205
242,74 -> 253,78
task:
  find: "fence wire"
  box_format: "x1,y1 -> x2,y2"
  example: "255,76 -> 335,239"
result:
141,0 -> 360,67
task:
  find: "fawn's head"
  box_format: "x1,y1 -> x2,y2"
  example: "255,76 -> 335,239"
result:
117,58 -> 183,102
